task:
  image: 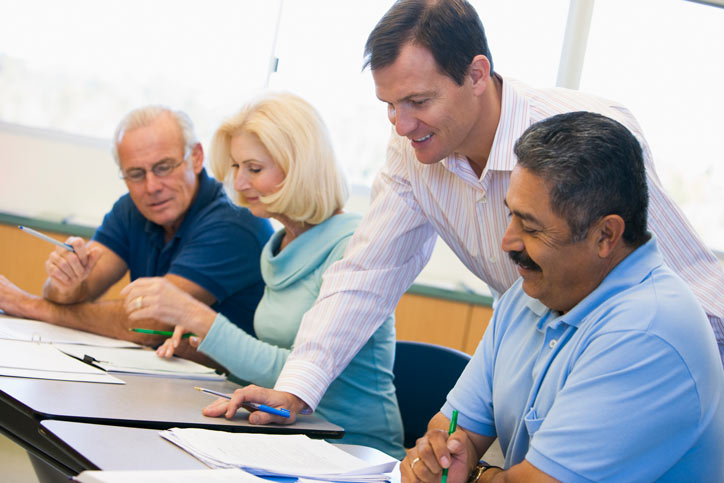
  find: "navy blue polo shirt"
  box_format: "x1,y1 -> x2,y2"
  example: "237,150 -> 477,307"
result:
93,168 -> 273,336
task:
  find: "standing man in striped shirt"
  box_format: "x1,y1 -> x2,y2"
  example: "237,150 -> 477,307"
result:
205,0 -> 724,425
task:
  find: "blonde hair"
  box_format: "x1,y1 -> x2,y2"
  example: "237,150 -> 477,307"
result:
112,105 -> 198,167
211,92 -> 348,225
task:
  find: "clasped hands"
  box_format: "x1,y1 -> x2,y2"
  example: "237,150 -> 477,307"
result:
44,236 -> 103,302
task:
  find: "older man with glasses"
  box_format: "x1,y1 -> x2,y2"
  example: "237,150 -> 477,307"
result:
0,106 -> 272,354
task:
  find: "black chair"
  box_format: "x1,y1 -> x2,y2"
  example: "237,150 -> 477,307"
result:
393,340 -> 472,448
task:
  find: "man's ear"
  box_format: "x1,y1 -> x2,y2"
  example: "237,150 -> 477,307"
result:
469,54 -> 491,95
190,143 -> 204,174
594,214 -> 625,258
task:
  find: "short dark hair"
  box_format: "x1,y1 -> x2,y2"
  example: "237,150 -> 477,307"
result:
363,0 -> 493,85
513,111 -> 650,246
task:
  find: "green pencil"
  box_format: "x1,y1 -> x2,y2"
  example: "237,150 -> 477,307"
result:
129,328 -> 195,338
441,409 -> 459,483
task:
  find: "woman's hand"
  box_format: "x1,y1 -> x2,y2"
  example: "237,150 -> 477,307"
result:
156,325 -> 201,358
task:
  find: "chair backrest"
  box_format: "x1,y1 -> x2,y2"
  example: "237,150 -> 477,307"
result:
393,340 -> 472,448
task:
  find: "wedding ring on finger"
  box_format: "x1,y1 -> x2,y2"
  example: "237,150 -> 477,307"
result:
135,296 -> 143,310
410,457 -> 421,470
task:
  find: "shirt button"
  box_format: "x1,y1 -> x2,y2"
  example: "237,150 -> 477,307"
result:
478,195 -> 487,203
489,255 -> 497,263
549,339 -> 557,349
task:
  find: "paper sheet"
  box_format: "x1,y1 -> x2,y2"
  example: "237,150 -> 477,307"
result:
73,468 -> 268,483
0,316 -> 141,348
0,339 -> 124,384
55,344 -> 224,380
161,428 -> 396,482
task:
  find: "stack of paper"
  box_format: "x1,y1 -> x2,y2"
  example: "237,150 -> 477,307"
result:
74,468 -> 267,483
55,344 -> 224,380
0,315 -> 222,380
161,428 -> 397,482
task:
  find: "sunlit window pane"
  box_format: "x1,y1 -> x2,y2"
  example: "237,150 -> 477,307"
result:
581,0 -> 724,251
0,0 -> 281,146
269,0 -> 569,185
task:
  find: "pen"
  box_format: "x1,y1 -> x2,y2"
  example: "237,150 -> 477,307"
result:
194,386 -> 291,418
441,409 -> 459,483
129,328 -> 195,338
18,225 -> 75,252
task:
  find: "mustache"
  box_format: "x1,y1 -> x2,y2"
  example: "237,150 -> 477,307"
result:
508,250 -> 541,272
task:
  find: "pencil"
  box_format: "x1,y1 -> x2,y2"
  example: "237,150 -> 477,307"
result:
441,409 -> 459,483
193,386 -> 291,418
18,225 -> 75,252
129,328 -> 194,338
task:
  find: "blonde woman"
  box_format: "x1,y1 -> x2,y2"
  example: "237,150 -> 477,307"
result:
121,92 -> 405,458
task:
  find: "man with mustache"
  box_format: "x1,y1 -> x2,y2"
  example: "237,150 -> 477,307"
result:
402,111 -> 724,482
204,0 -> 724,425
0,105 -> 272,351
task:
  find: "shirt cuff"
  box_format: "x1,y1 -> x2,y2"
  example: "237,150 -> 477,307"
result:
197,312 -> 230,355
274,359 -> 334,412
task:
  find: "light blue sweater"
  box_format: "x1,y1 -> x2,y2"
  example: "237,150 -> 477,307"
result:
198,213 -> 405,459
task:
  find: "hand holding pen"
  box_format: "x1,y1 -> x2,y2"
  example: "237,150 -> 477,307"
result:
18,226 -> 104,302
404,410 -> 474,483
202,384 -> 310,425
194,387 -> 290,418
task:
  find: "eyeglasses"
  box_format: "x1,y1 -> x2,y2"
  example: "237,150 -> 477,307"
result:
120,159 -> 185,183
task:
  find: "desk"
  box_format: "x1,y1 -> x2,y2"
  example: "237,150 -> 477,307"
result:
0,373 -> 343,480
38,420 -> 397,475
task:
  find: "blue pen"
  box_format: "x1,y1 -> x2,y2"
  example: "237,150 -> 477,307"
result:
194,386 -> 291,418
19,225 -> 75,252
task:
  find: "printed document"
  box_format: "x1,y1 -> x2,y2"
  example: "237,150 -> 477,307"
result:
0,339 -> 124,384
161,428 -> 396,482
0,316 -> 140,348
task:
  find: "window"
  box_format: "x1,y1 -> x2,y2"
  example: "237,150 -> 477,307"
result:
0,0 -> 720,253
580,0 -> 724,251
0,0 -> 282,147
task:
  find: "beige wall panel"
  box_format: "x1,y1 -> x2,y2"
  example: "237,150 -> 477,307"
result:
0,224 -> 127,300
463,305 -> 493,355
395,293 -> 472,351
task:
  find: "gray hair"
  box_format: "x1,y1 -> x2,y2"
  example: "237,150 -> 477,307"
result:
514,111 -> 650,246
111,105 -> 199,166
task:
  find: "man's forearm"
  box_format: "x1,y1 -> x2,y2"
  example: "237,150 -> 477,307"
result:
21,293 -> 169,346
42,278 -> 90,304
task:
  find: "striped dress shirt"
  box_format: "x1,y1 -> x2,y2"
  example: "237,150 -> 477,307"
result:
275,76 -> 724,410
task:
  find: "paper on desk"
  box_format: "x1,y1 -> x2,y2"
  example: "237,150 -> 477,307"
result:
0,339 -> 124,384
161,428 -> 396,482
73,468 -> 268,483
0,316 -> 141,348
54,344 -> 224,380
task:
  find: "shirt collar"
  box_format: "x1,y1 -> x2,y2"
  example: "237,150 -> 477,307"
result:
555,236 -> 662,329
523,236 -> 662,331
487,75 -> 530,172
441,74 -> 530,177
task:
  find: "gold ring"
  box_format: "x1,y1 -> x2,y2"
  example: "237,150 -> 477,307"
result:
411,457 -> 421,470
135,296 -> 143,310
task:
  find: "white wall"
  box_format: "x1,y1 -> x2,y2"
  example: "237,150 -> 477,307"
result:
0,122 -> 125,225
0,122 -> 489,295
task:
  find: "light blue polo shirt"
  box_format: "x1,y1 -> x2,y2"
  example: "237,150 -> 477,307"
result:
443,237 -> 724,482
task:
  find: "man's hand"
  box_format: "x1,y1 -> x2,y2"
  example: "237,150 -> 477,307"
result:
0,275 -> 37,318
402,425 -> 477,483
120,277 -> 216,334
202,385 -> 310,425
43,237 -> 103,302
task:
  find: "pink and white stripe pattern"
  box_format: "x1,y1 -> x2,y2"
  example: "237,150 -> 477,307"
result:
275,76 -> 724,410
